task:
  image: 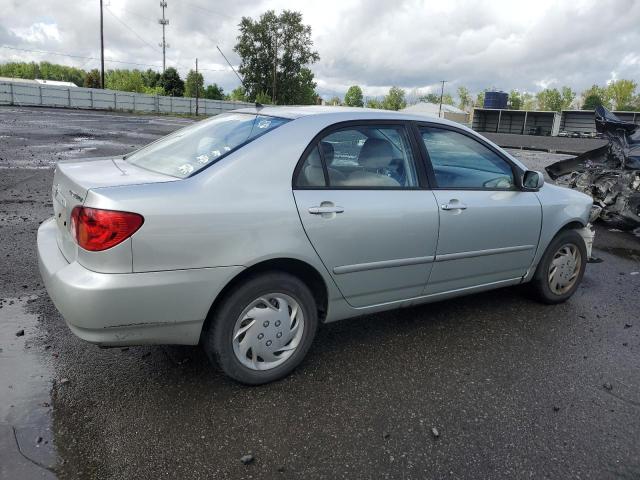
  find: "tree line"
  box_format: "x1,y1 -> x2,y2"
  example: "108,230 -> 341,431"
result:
330,80 -> 640,112
0,61 -> 228,100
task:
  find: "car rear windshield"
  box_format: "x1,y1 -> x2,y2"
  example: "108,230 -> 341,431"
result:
125,113 -> 289,178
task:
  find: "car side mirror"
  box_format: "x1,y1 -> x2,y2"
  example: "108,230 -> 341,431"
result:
522,170 -> 544,191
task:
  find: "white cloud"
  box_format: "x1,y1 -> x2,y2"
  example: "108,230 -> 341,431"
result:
11,22 -> 61,43
0,0 -> 639,100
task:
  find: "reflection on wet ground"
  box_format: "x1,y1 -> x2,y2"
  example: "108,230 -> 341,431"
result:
0,295 -> 57,478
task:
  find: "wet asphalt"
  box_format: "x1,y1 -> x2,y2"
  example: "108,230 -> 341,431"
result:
0,107 -> 639,479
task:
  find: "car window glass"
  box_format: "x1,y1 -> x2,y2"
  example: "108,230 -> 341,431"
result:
420,128 -> 514,189
126,113 -> 288,178
297,146 -> 326,187
296,125 -> 419,188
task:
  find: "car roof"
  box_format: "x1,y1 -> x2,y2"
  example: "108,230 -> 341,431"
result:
231,105 -> 465,128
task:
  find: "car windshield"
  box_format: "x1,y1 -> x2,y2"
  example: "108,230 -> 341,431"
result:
125,113 -> 289,178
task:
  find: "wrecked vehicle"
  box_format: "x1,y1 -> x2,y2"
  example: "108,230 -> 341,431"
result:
38,107 -> 594,384
546,106 -> 640,229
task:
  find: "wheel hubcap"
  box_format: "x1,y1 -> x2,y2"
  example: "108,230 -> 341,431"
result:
548,243 -> 582,295
232,293 -> 304,371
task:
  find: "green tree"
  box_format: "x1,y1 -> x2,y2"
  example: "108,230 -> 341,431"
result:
203,84 -> 225,100
381,86 -> 406,111
457,86 -> 472,111
475,90 -> 487,107
327,96 -> 341,106
607,79 -> 637,110
419,93 -> 441,103
508,90 -> 522,110
366,98 -> 383,109
441,93 -> 454,106
255,91 -> 272,104
522,93 -> 536,110
536,88 -> 563,112
581,93 -> 604,110
105,69 -> 146,93
560,86 -> 576,109
184,69 -> 204,98
234,10 -> 319,104
581,84 -> 610,109
141,69 -> 161,89
228,86 -> 247,101
344,85 -> 364,107
159,67 -> 184,96
84,69 -> 101,88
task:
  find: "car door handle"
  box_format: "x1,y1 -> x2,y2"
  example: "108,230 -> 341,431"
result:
441,202 -> 467,211
308,205 -> 345,215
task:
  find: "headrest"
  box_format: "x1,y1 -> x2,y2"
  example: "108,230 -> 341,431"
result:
306,147 -> 323,167
320,141 -> 334,164
358,138 -> 393,168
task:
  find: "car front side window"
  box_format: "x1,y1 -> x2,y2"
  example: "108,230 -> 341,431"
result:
420,127 -> 515,190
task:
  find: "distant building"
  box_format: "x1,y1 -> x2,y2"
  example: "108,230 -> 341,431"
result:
0,77 -> 77,87
401,102 -> 470,124
34,79 -> 78,88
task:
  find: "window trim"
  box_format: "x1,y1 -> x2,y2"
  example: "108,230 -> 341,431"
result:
412,122 -> 525,191
292,120 -> 430,190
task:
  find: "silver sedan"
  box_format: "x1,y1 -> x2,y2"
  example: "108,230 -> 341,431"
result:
38,106 -> 594,384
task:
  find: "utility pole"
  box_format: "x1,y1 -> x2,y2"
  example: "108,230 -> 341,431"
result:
272,28 -> 278,104
438,80 -> 447,118
100,0 -> 105,88
195,58 -> 199,116
158,1 -> 169,72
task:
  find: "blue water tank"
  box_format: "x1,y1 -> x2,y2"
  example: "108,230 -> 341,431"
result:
484,91 -> 508,109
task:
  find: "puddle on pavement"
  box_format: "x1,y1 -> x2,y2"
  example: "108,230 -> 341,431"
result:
0,295 -> 57,475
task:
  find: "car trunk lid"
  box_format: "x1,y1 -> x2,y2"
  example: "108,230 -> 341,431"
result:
52,157 -> 176,262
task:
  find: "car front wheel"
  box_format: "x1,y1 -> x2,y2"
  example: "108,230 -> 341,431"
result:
203,272 -> 318,385
530,229 -> 587,304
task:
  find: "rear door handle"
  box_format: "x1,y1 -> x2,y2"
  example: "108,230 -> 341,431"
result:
441,202 -> 467,211
309,205 -> 345,215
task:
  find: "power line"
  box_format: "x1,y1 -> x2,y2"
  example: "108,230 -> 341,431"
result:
0,45 -> 230,74
181,1 -> 233,19
105,7 -> 160,53
1,45 -> 163,69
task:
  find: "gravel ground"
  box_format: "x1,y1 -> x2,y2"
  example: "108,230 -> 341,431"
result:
1,107 -> 639,479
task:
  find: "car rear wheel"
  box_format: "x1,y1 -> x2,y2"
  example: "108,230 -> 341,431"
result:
203,272 -> 318,385
530,229 -> 587,304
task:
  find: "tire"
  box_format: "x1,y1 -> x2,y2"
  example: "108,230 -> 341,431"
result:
529,229 -> 587,304
203,271 -> 318,385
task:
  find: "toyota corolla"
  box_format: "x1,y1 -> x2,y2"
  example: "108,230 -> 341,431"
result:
38,106 -> 594,384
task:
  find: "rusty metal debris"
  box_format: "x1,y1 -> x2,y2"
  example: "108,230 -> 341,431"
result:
546,107 -> 640,229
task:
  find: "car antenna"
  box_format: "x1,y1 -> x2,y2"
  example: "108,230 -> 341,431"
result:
216,45 -> 258,105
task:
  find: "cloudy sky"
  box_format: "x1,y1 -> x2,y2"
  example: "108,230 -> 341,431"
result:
1,0 -> 639,100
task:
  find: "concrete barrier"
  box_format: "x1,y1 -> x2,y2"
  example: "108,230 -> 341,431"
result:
0,80 -> 252,115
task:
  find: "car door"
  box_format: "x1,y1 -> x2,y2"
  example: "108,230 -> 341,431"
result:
293,122 -> 439,308
416,125 -> 542,295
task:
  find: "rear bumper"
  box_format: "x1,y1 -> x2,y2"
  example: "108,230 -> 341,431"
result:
37,218 -> 243,346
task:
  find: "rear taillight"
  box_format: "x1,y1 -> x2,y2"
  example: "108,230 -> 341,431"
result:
70,207 -> 144,252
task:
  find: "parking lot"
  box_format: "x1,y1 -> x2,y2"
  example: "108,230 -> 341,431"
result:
1,107 -> 639,479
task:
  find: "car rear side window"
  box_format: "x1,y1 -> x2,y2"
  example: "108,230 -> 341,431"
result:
420,127 -> 515,190
295,125 -> 419,189
126,113 -> 289,178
